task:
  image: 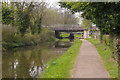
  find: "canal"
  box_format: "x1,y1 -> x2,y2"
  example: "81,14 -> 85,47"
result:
2,40 -> 72,78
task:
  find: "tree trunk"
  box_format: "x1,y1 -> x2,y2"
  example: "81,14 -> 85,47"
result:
99,26 -> 103,42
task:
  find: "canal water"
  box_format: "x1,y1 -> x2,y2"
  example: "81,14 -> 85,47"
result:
2,41 -> 72,78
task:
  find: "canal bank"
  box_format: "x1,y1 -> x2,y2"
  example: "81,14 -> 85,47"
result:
40,39 -> 82,78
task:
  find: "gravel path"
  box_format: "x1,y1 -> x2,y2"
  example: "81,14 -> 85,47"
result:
72,39 -> 110,78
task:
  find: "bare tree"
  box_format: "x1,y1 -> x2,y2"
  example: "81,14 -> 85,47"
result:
30,2 -> 47,34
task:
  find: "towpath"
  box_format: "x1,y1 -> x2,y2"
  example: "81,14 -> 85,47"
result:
72,39 -> 109,78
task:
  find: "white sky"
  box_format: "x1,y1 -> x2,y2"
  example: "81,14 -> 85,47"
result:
46,0 -> 60,8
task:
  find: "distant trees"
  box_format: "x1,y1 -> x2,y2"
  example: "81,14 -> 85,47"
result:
15,2 -> 34,36
81,18 -> 92,29
62,10 -> 78,26
2,1 -> 79,43
2,2 -> 14,25
42,8 -> 63,26
42,8 -> 78,27
2,1 -> 78,36
29,2 -> 47,34
2,1 -> 79,49
2,2 -> 34,36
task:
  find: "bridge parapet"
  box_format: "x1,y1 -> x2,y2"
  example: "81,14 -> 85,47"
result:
51,27 -> 88,32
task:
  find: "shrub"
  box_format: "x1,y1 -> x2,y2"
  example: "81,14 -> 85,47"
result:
39,28 -> 56,44
103,35 -> 114,49
2,26 -> 23,49
2,26 -> 56,49
22,33 -> 34,46
91,34 -> 95,38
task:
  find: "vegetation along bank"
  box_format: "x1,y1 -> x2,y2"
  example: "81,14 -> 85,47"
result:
2,2 -> 78,50
40,39 -> 82,78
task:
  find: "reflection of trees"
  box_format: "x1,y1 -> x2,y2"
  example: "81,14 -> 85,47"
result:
2,52 -> 14,78
3,51 -> 30,78
29,48 -> 45,77
2,47 -> 45,78
2,44 -> 69,78
55,40 -> 71,48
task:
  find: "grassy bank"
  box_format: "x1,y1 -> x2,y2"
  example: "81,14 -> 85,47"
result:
85,38 -> 118,78
59,38 -> 70,42
40,39 -> 82,78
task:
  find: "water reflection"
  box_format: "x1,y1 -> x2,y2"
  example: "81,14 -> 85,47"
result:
55,40 -> 72,48
2,41 -> 72,78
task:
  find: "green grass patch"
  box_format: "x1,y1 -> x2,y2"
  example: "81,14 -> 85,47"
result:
60,33 -> 69,37
75,34 -> 82,38
59,38 -> 70,42
85,38 -> 118,78
60,33 -> 82,38
40,39 -> 82,78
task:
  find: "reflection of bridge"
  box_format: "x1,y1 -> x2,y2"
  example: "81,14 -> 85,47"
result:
55,40 -> 72,48
51,27 -> 89,41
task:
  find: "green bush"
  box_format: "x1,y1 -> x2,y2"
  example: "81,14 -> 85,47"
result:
2,26 -> 23,49
75,34 -> 82,38
12,33 -> 23,47
60,33 -> 69,37
103,35 -> 115,51
2,26 -> 56,49
91,34 -> 95,38
22,33 -> 34,46
103,35 -> 110,46
39,28 -> 55,44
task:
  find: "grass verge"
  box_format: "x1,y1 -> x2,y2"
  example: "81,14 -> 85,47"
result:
60,33 -> 69,37
85,38 -> 118,78
59,38 -> 70,42
40,39 -> 82,78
